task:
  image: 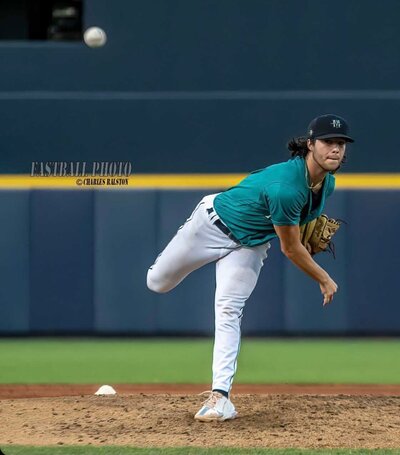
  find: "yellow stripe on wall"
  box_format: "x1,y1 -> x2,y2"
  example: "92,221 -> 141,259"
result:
0,174 -> 399,189
335,174 -> 400,189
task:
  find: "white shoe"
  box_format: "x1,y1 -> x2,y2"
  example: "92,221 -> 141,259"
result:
194,391 -> 237,422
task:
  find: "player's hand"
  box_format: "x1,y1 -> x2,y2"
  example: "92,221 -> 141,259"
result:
319,276 -> 338,306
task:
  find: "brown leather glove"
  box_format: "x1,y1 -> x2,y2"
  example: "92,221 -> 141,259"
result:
300,215 -> 341,256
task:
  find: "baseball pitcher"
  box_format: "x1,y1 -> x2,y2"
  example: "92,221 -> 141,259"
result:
147,114 -> 354,421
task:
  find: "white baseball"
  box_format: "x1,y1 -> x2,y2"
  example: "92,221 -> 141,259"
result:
84,27 -> 107,48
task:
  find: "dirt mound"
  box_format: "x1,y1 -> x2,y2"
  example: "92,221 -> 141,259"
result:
1,393 -> 399,448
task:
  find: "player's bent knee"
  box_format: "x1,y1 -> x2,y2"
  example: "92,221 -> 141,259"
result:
146,270 -> 170,294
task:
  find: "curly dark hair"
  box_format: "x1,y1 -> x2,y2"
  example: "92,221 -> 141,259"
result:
287,136 -> 312,158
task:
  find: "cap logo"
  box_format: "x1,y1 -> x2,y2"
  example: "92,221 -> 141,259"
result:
331,119 -> 341,128
309,129 -> 313,136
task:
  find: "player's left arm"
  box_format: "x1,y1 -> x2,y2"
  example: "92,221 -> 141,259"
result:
274,224 -> 338,306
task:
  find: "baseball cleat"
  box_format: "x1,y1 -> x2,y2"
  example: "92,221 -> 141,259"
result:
194,391 -> 237,422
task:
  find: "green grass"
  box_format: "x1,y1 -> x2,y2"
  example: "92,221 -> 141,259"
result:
3,448 -> 400,455
0,338 -> 399,384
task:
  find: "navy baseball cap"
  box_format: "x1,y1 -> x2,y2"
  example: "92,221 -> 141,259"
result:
307,114 -> 354,143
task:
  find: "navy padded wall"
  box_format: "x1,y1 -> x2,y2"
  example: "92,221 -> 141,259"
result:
346,191 -> 400,333
29,190 -> 94,332
94,190 -> 158,333
0,188 -> 399,335
0,191 -> 30,332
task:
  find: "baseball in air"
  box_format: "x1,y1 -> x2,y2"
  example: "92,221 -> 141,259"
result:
84,27 -> 107,48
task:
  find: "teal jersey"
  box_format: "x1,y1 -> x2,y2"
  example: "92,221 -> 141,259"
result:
213,156 -> 335,246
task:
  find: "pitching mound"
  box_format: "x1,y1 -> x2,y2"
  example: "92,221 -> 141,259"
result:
1,393 -> 399,448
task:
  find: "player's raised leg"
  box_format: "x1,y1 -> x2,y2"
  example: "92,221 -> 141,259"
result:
147,195 -> 238,294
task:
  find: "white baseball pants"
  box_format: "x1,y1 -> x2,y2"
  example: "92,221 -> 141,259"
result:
147,194 -> 270,393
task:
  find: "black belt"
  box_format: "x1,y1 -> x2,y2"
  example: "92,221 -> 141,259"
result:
207,207 -> 239,243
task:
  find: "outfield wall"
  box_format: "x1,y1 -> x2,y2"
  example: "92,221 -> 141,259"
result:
0,187 -> 399,336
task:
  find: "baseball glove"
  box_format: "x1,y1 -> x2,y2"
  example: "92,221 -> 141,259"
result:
300,214 -> 341,256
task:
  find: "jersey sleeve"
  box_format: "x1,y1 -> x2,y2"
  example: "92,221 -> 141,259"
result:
265,183 -> 305,226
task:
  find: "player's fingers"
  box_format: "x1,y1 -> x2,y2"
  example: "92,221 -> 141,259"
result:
323,292 -> 333,306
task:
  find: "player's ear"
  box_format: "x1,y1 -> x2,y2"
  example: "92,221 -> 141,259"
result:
307,139 -> 314,151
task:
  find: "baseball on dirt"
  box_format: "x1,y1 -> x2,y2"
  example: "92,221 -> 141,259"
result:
83,27 -> 107,48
